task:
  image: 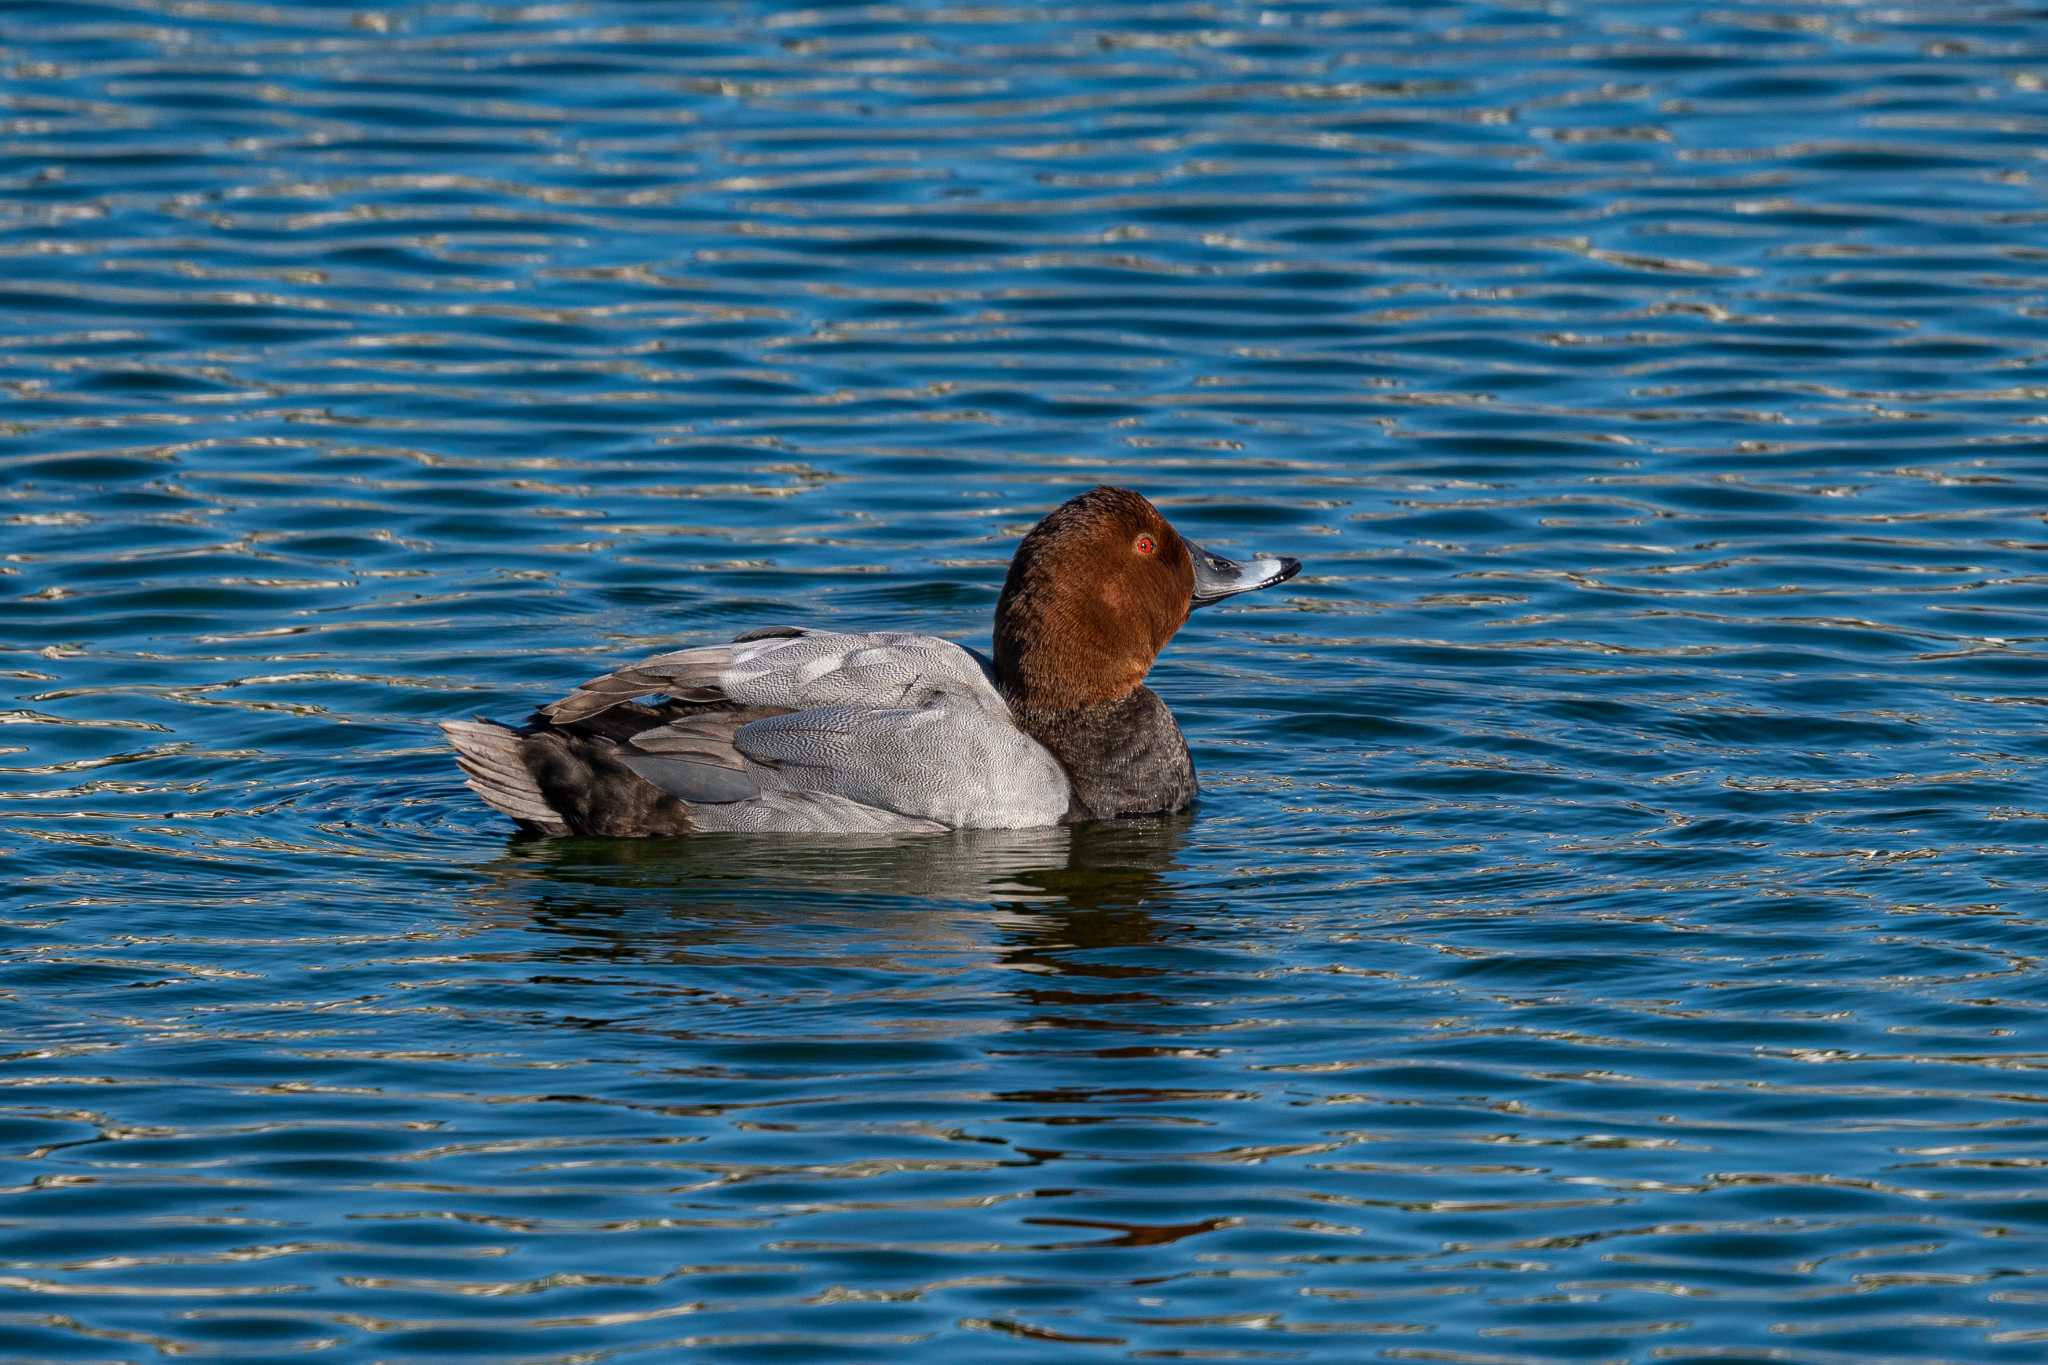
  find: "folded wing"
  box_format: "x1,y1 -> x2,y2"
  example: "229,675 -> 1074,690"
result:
541,628 -> 1071,831
542,627 -> 1001,724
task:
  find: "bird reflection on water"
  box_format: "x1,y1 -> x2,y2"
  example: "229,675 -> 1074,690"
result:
455,819 -> 1212,1208
462,817 -> 1196,967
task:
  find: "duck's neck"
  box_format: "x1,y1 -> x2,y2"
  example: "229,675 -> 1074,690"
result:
1001,682 -> 1195,821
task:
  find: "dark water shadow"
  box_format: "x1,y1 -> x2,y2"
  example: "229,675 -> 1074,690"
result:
482,816 -> 1190,905
456,816 -> 1196,965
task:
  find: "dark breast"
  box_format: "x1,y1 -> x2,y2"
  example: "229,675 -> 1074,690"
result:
1028,686 -> 1196,821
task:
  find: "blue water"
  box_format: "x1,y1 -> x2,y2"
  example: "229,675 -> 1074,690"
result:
5,1 -> 2048,1360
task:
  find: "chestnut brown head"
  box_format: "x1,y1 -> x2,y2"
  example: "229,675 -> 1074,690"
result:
992,486 -> 1299,713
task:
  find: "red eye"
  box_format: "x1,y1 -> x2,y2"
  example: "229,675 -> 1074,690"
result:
1134,533 -> 1156,556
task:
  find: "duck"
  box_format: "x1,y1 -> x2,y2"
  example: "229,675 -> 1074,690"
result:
443,486 -> 1300,837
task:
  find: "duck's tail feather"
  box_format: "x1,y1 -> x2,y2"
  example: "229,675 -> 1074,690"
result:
442,719 -> 571,836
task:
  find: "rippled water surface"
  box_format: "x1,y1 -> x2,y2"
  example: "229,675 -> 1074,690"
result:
5,1 -> 2048,1359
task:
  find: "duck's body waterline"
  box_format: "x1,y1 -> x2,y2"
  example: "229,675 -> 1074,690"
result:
444,487 -> 1299,837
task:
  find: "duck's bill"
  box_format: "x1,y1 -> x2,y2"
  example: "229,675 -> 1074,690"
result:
1188,541 -> 1302,608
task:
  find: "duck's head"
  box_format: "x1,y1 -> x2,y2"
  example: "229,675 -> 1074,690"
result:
993,486 -> 1300,712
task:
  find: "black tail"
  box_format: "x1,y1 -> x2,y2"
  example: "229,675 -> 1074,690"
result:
444,716 -> 700,838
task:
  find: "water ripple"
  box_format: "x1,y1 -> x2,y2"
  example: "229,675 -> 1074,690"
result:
2,0 -> 2047,1360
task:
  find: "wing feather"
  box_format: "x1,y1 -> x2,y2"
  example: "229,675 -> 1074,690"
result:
540,628 -> 1000,725
732,695 -> 1068,829
536,628 -> 1066,830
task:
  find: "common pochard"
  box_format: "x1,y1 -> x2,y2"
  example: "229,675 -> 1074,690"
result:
444,486 -> 1300,836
